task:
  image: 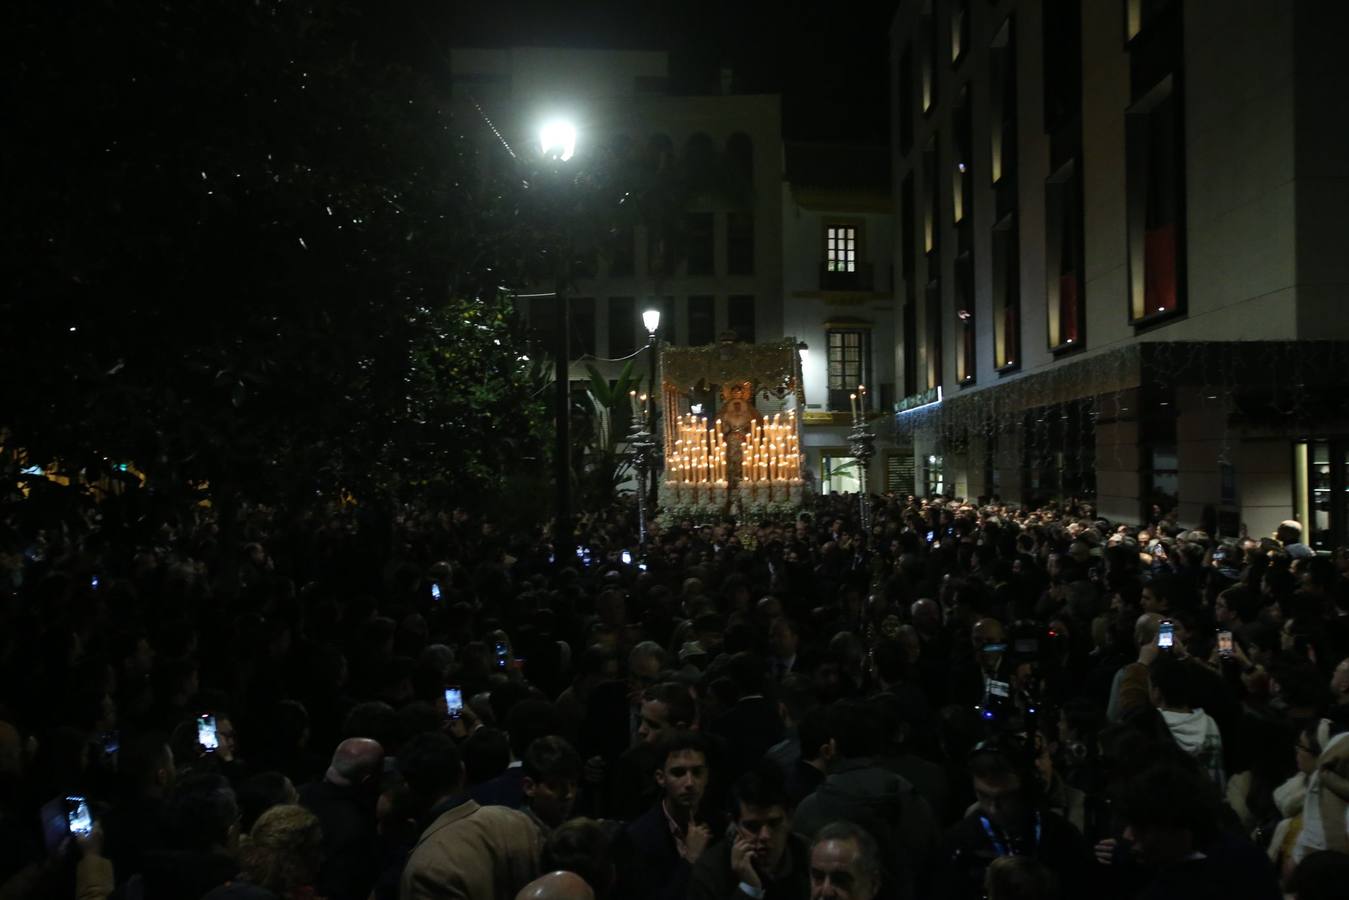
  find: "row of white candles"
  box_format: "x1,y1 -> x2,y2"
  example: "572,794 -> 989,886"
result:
743,411 -> 800,483
665,411 -> 801,484
669,415 -> 727,483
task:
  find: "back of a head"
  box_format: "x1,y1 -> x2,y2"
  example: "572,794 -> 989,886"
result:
120,732 -> 173,793
985,855 -> 1059,900
730,763 -> 789,818
542,818 -> 613,898
828,698 -> 885,759
1148,654 -> 1191,709
724,651 -> 767,697
656,729 -> 710,770
237,771 -> 296,833
328,737 -> 384,786
398,732 -> 462,805
515,870 -> 595,900
506,699 -> 564,760
167,772 -> 240,852
644,682 -> 697,729
1116,762 -> 1221,841
463,727 -> 512,785
523,735 -> 582,783
242,804 -> 323,895
798,706 -> 833,763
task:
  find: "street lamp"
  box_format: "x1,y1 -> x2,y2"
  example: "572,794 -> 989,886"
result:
537,117 -> 578,553
539,119 -> 576,162
627,307 -> 662,549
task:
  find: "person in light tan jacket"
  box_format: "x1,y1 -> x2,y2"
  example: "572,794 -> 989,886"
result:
399,732 -> 540,900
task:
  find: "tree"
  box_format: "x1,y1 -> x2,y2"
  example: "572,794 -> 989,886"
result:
0,0 -> 550,537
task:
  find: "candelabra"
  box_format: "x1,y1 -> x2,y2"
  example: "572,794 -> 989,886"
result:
848,413 -> 877,531
629,418 -> 657,548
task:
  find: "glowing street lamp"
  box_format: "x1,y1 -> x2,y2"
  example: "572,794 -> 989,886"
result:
539,119 -> 576,162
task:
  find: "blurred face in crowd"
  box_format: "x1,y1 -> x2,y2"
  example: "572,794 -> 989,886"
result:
974,772 -> 1025,830
735,801 -> 791,873
809,836 -> 878,900
656,749 -> 708,817
637,698 -> 674,744
1140,585 -> 1167,614
1331,658 -> 1349,701
524,775 -> 578,828
628,655 -> 662,706
770,618 -> 798,660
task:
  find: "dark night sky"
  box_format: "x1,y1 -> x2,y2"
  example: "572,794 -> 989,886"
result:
403,0 -> 895,143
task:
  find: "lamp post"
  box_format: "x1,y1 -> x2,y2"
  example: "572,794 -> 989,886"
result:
629,307 -> 661,549
540,119 -> 578,552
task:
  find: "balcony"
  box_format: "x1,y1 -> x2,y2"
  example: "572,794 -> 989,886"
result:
819,262 -> 875,292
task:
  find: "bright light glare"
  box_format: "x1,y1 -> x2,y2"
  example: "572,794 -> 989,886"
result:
642,308 -> 661,334
539,119 -> 576,161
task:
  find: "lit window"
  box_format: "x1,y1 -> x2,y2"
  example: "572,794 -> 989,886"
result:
826,226 -> 857,273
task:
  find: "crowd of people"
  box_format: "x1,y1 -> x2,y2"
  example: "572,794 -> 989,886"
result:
2,488 -> 1349,900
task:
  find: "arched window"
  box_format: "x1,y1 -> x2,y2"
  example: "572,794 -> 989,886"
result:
726,132 -> 753,184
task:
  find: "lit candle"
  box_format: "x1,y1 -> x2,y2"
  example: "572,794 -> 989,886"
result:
850,393 -> 858,420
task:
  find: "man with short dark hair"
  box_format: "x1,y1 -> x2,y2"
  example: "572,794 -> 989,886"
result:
808,821 -> 882,900
937,747 -> 1093,900
521,736 -> 582,839
399,732 -> 539,900
1149,655 -> 1224,788
614,730 -> 721,900
689,764 -> 810,900
1115,763 -> 1279,899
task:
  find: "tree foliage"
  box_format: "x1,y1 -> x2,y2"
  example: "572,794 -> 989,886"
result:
0,0 -> 550,524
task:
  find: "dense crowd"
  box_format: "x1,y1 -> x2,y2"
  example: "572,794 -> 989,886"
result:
2,490 -> 1348,900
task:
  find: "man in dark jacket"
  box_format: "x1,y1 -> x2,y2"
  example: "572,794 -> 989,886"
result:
793,699 -> 936,900
936,744 -> 1094,900
689,764 -> 809,900
614,730 -> 723,900
298,737 -> 384,900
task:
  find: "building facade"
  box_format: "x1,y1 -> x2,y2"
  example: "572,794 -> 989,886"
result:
889,0 -> 1349,543
449,47 -> 783,394
781,143 -> 900,496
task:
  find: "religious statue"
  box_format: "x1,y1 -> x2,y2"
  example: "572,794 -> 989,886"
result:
717,381 -> 760,483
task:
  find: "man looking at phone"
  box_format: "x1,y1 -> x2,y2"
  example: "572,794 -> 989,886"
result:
689,764 -> 809,900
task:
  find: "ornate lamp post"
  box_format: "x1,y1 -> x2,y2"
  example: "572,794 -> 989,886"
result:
849,385 -> 877,531
629,307 -> 661,548
539,118 -> 578,553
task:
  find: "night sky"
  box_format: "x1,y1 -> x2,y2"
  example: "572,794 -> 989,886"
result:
410,0 -> 895,143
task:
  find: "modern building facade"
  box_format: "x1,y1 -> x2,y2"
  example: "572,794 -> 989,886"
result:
889,0 -> 1349,543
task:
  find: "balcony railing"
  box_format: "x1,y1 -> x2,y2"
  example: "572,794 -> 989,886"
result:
819,261 -> 875,292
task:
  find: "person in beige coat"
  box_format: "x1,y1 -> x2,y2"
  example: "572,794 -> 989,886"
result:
399,732 -> 540,900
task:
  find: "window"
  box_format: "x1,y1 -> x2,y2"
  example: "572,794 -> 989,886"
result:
901,173 -> 919,396
608,225 -> 634,276
608,297 -> 635,358
925,277 -> 943,389
1126,0 -> 1176,43
728,295 -> 755,343
953,85 -> 972,225
992,216 -> 1020,370
827,328 -> 869,411
569,297 -> 596,359
951,0 -> 970,64
659,296 -> 677,346
1046,159 -> 1084,350
826,224 -> 858,273
955,255 -> 975,384
1127,74 -> 1183,323
924,453 -> 946,497
990,16 -> 1017,189
898,46 -> 914,155
822,452 -> 863,495
688,295 -> 715,346
647,227 -> 669,278
727,211 -> 754,275
920,2 -> 938,114
923,134 -> 939,256
685,212 -> 714,276
1146,445 -> 1179,518
726,133 -> 754,185
1042,0 -> 1082,134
